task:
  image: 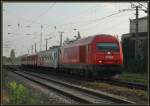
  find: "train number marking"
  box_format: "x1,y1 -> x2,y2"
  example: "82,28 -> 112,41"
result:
105,55 -> 113,59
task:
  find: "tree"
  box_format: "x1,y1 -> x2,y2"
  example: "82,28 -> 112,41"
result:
77,31 -> 81,39
10,49 -> 15,64
63,37 -> 74,45
63,37 -> 71,45
74,31 -> 81,40
2,56 -> 7,65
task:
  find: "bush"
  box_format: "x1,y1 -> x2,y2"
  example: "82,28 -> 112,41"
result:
7,81 -> 36,104
125,56 -> 146,73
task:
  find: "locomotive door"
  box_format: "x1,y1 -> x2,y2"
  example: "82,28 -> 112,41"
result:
79,45 -> 86,63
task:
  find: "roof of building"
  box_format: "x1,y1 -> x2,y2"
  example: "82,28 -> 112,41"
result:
130,16 -> 147,22
122,32 -> 147,38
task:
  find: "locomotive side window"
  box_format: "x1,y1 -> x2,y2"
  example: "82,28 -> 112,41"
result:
96,42 -> 119,52
54,52 -> 57,58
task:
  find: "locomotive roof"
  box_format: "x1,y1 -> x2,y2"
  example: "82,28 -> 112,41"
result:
61,34 -> 115,48
21,46 -> 60,57
38,46 -> 60,54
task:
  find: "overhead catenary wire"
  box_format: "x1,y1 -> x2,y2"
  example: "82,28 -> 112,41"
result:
4,4 -> 56,29
59,4 -> 146,33
56,9 -> 133,29
40,4 -> 119,33
57,5 -> 97,22
42,10 -> 124,33
138,2 -> 147,9
5,8 -> 133,44
23,5 -> 101,33
42,10 -> 135,43
79,12 -> 135,31
56,11 -> 135,34
5,5 -> 133,38
42,5 -> 98,32
71,13 -> 134,39
98,14 -> 134,32
27,3 -> 56,26
5,3 -> 147,57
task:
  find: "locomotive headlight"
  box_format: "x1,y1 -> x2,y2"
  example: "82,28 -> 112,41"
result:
99,60 -> 102,63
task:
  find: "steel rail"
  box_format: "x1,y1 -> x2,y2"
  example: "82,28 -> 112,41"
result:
99,78 -> 148,91
10,67 -> 135,104
5,65 -> 147,91
24,71 -> 136,104
22,66 -> 148,91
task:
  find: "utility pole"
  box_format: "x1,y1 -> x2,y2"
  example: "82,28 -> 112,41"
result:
45,37 -> 52,51
135,6 -> 139,38
74,29 -> 81,40
135,6 -> 139,58
40,25 -> 43,51
131,4 -> 141,58
148,1 -> 149,74
32,45 -> 33,54
58,32 -> 64,46
35,43 -> 37,53
77,31 -> 81,39
46,39 -> 48,50
27,49 -> 29,54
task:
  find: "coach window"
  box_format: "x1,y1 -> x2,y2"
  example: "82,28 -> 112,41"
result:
44,55 -> 46,60
49,55 -> 51,60
47,55 -> 49,60
50,54 -> 52,60
43,55 -> 45,60
46,55 -> 48,60
42,56 -> 44,61
45,55 -> 46,60
54,53 -> 57,58
43,56 -> 45,60
45,55 -> 47,60
48,55 -> 49,60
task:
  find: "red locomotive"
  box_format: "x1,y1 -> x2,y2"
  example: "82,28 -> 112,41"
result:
20,34 -> 123,78
59,34 -> 123,77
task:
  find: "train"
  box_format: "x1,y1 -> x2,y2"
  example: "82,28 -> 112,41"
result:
16,34 -> 124,78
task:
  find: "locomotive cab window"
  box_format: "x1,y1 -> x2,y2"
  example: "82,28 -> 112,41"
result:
96,42 -> 119,52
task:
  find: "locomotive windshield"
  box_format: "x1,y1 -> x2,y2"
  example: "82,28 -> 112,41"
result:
96,42 -> 119,52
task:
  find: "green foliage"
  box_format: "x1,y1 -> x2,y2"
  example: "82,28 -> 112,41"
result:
122,38 -> 147,74
125,56 -> 146,73
7,81 -> 39,104
2,56 -> 11,65
83,81 -> 148,102
10,49 -> 15,64
119,72 -> 148,85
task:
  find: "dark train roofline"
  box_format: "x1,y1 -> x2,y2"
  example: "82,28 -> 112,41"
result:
60,34 -> 117,48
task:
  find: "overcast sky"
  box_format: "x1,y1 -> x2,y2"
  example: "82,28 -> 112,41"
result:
3,2 -> 148,57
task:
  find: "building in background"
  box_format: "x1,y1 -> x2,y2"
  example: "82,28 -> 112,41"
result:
121,16 -> 148,72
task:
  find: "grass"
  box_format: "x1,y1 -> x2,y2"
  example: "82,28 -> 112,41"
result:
118,72 -> 148,85
83,81 -> 148,104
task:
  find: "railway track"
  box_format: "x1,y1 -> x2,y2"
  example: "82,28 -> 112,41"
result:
100,78 -> 148,91
5,65 -> 148,91
22,66 -> 148,91
6,66 -> 135,104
